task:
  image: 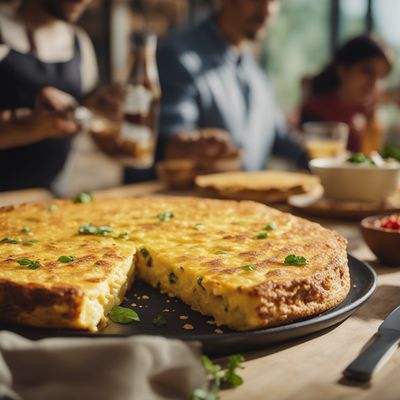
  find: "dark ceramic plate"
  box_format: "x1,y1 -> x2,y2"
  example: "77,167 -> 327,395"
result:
1,255 -> 376,355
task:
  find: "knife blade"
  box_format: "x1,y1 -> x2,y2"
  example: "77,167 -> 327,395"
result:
343,305 -> 400,382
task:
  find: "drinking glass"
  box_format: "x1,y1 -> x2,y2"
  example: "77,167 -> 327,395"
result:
302,122 -> 349,160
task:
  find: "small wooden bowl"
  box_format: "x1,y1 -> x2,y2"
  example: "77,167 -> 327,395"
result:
361,214 -> 400,265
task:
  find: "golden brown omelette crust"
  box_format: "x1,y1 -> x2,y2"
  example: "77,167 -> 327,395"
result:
0,197 -> 350,330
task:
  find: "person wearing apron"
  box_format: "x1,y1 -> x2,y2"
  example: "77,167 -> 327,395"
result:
0,0 -> 97,191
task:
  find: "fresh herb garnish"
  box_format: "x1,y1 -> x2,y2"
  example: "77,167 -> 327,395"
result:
78,224 -> 112,236
190,355 -> 245,399
1,237 -> 37,245
157,211 -> 174,222
152,314 -> 167,326
116,232 -> 129,239
0,237 -> 18,244
347,153 -> 374,165
140,248 -> 150,258
179,266 -> 185,272
284,254 -> 308,266
22,226 -> 30,233
47,204 -> 59,212
109,306 -> 140,324
221,355 -> 245,389
140,247 -> 150,258
79,224 -> 98,234
169,272 -> 178,284
21,239 -> 38,246
73,192 -> 94,204
17,258 -> 40,270
382,143 -> 400,161
94,225 -> 112,235
140,248 -> 153,267
242,264 -> 256,271
58,255 -> 76,263
197,276 -> 205,289
190,389 -> 218,400
256,232 -> 268,239
263,223 -> 276,231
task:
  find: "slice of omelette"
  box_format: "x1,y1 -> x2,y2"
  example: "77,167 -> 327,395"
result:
0,197 -> 350,331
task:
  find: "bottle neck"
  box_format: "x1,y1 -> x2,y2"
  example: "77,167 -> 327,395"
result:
128,45 -> 159,97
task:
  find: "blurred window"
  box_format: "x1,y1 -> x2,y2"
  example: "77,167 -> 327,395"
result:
262,0 -> 331,112
372,0 -> 400,138
339,0 -> 368,41
373,0 -> 400,85
262,0 -> 400,114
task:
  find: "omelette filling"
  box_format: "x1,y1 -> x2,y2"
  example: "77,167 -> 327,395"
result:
77,252 -> 136,331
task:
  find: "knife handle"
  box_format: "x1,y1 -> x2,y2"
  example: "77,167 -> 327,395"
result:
344,332 -> 400,382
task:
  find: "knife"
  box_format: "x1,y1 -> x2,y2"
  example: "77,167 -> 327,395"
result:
343,305 -> 400,382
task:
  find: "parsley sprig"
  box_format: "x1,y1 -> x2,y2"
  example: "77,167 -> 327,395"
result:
21,239 -> 37,246
152,314 -> 167,326
157,211 -> 174,222
109,306 -> 140,324
1,237 -> 18,244
17,258 -> 40,270
284,254 -> 308,266
169,272 -> 178,284
78,224 -> 113,236
47,204 -> 59,212
347,153 -> 374,165
190,355 -> 245,399
140,248 -> 153,267
263,223 -> 276,231
58,255 -> 76,263
197,276 -> 205,290
242,264 -> 256,271
73,192 -> 94,204
1,237 -> 37,245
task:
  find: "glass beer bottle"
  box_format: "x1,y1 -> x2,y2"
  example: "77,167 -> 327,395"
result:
120,31 -> 160,168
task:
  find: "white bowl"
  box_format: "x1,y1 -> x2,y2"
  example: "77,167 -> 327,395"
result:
309,157 -> 400,202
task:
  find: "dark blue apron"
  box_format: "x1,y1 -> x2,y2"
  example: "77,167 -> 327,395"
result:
0,27 -> 83,191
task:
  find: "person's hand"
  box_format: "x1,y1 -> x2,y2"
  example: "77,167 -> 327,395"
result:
29,111 -> 79,141
84,83 -> 126,121
31,86 -> 80,140
35,86 -> 78,113
165,129 -> 240,160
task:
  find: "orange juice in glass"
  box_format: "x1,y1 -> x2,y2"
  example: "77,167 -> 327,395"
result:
302,122 -> 349,159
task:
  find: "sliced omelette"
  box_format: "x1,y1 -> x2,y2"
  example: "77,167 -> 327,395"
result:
0,197 -> 350,331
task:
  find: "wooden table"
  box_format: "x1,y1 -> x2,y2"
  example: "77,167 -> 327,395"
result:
4,184 -> 400,400
93,182 -> 400,400
0,188 -> 52,207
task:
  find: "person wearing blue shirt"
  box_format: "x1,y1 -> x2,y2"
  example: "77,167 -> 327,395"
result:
155,0 -> 306,172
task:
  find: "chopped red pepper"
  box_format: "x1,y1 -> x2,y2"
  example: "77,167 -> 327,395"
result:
374,214 -> 400,231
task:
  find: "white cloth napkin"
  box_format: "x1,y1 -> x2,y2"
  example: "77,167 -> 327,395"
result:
0,331 -> 206,400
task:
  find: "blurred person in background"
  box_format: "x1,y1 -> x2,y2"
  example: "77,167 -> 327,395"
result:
0,0 -> 121,191
300,35 -> 393,154
130,0 -> 306,182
